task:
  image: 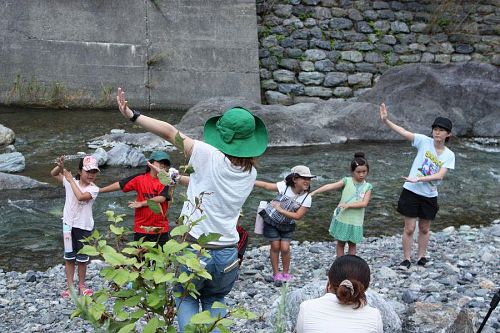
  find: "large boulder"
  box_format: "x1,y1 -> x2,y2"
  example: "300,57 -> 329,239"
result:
175,63 -> 499,147
106,143 -> 147,167
267,281 -> 402,333
0,172 -> 47,190
0,124 -> 15,146
358,62 -> 500,137
88,132 -> 173,152
0,152 -> 25,172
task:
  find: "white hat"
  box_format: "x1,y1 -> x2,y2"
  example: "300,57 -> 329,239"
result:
82,156 -> 100,172
290,165 -> 315,178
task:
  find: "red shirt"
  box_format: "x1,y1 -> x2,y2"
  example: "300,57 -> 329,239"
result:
119,173 -> 169,234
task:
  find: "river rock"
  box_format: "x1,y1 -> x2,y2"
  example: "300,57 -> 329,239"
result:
91,148 -> 108,166
0,172 -> 47,190
0,152 -> 25,173
105,143 -> 147,167
0,124 -> 15,146
267,280 -> 402,332
88,132 -> 173,152
358,62 -> 500,137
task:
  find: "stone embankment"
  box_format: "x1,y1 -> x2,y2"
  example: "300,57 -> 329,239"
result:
0,222 -> 499,332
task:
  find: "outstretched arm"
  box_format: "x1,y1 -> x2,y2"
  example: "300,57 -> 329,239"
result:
255,180 -> 278,192
403,166 -> 449,183
380,103 -> 415,142
271,204 -> 309,221
310,179 -> 344,196
128,195 -> 166,209
117,88 -> 194,158
99,182 -> 121,193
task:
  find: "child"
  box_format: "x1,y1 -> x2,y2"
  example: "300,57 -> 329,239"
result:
380,103 -> 455,269
311,153 -> 372,257
99,151 -> 172,246
255,165 -> 314,282
51,155 -> 100,298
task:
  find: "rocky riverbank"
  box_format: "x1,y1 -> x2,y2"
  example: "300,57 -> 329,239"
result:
1,222 -> 499,333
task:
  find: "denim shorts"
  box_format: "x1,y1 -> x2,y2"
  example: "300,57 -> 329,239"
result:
397,188 -> 439,220
63,227 -> 92,263
175,246 -> 240,300
263,222 -> 294,242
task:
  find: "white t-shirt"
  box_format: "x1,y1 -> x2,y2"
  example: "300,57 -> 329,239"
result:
181,140 -> 256,246
62,177 -> 99,231
403,134 -> 455,197
296,293 -> 383,333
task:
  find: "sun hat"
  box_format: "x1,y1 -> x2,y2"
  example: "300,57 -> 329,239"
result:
82,156 -> 100,172
149,151 -> 171,164
432,117 -> 452,132
203,107 -> 268,158
290,165 -> 316,178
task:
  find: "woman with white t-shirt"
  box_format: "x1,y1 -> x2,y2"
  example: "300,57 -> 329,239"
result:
296,255 -> 383,333
255,165 -> 314,282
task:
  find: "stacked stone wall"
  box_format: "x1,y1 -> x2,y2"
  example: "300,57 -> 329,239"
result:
256,0 -> 500,105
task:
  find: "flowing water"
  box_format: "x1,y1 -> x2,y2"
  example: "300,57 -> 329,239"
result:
0,107 -> 499,272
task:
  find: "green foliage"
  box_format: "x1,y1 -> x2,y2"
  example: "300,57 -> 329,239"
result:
275,34 -> 285,42
73,196 -> 255,332
147,52 -> 167,67
98,84 -> 114,107
437,17 -> 451,28
273,283 -> 289,333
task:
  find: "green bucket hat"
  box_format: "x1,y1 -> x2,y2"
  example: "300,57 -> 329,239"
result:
203,107 -> 268,158
149,151 -> 171,164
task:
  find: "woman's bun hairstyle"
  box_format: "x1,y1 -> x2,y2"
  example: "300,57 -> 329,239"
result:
328,255 -> 370,309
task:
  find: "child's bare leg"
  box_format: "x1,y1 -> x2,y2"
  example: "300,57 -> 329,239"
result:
417,219 -> 431,259
77,262 -> 88,290
347,241 -> 357,255
65,260 -> 75,290
270,240 -> 281,275
280,241 -> 291,274
402,217 -> 417,261
336,241 -> 346,257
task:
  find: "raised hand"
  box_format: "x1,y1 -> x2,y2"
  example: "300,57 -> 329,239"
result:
116,87 -> 133,119
379,103 -> 388,122
55,155 -> 65,169
63,169 -> 73,181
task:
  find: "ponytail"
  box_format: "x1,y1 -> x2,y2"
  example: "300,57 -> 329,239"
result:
334,279 -> 367,309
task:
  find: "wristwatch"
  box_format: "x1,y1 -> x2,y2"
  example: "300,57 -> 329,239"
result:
130,109 -> 141,122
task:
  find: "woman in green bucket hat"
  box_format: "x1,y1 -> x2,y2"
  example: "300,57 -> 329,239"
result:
116,88 -> 268,332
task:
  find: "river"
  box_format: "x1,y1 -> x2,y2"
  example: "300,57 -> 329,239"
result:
0,106 -> 498,272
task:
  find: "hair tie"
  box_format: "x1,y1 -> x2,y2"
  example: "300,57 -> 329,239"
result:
340,279 -> 354,295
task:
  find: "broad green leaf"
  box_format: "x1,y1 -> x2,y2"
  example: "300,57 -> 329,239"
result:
102,245 -> 131,266
130,309 -> 146,320
185,257 -> 204,272
154,271 -> 175,284
112,268 -> 129,286
129,271 -> 139,281
147,199 -> 162,214
189,310 -> 217,324
91,229 -> 100,239
123,295 -> 142,307
146,292 -> 161,308
190,243 -> 202,251
177,271 -> 191,284
197,233 -> 222,245
166,326 -> 177,333
117,323 -> 135,333
169,225 -> 190,237
174,131 -> 185,151
79,245 -> 99,256
110,224 -> 125,235
121,247 -> 138,255
112,289 -> 136,298
142,268 -> 155,281
217,324 -> 232,333
158,170 -> 171,185
230,308 -> 258,319
211,301 -> 228,309
163,239 -> 189,255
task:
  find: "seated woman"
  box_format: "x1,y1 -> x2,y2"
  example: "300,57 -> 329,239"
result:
296,255 -> 383,333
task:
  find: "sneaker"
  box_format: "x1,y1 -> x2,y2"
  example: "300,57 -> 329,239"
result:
399,259 -> 411,269
281,273 -> 293,282
272,273 -> 283,282
417,257 -> 428,267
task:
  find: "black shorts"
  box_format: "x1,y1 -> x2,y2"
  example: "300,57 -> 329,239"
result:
134,232 -> 170,246
397,188 -> 439,220
64,227 -> 92,263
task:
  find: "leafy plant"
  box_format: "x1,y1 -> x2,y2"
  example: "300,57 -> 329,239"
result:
273,283 -> 289,333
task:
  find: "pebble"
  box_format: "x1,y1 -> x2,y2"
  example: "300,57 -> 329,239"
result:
0,224 -> 498,333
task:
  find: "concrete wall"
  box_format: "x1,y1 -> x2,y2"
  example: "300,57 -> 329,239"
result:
0,0 -> 261,109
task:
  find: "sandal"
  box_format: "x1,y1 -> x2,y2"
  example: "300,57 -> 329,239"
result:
61,289 -> 71,299
79,285 -> 93,296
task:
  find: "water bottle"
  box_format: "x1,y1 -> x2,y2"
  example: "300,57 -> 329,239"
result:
63,223 -> 73,253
